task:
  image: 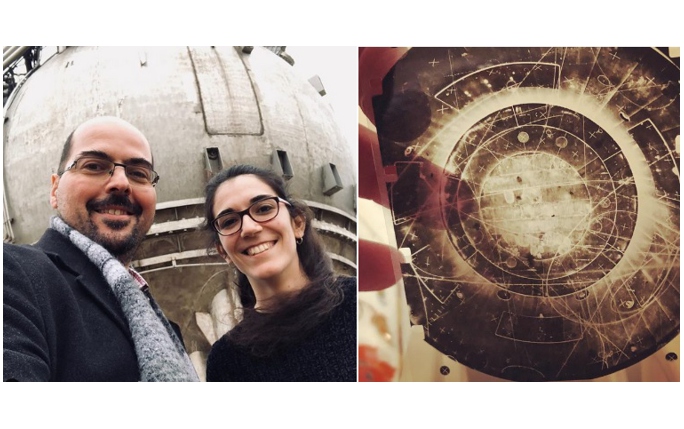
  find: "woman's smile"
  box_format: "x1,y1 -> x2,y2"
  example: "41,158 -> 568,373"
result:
243,240 -> 276,256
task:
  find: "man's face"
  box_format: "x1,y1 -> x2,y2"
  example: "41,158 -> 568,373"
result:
50,118 -> 157,264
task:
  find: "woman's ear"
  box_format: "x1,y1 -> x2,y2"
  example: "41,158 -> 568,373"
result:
292,214 -> 306,239
215,243 -> 232,264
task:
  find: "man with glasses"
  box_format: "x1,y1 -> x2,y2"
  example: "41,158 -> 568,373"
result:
3,116 -> 198,381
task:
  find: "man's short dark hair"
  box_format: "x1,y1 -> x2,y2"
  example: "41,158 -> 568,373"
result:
56,124 -> 154,175
57,130 -> 75,174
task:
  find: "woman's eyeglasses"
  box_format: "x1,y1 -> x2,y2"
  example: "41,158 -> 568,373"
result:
212,196 -> 291,236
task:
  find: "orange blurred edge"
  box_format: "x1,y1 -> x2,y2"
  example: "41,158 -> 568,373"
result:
358,344 -> 397,382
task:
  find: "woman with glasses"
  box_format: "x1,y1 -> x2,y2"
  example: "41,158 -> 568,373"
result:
202,164 -> 356,381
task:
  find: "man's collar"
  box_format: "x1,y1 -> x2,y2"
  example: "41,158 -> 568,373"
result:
128,267 -> 148,290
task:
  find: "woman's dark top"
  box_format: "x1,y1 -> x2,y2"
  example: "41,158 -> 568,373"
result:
206,276 -> 357,382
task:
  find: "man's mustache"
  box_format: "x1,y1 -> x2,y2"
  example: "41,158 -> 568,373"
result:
87,194 -> 143,216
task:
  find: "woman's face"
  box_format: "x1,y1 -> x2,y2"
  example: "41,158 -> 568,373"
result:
212,174 -> 306,286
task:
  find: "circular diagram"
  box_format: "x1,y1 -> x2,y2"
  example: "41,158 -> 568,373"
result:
443,104 -> 638,298
374,47 -> 680,381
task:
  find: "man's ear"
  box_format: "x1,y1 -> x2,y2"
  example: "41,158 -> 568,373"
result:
50,174 -> 60,209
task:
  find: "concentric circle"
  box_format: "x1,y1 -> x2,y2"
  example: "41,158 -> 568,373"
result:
442,106 -> 637,296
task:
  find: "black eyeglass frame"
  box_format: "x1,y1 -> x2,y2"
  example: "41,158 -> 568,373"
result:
61,156 -> 160,187
212,196 -> 292,236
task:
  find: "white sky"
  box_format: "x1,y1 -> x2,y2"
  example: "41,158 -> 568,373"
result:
286,46 -> 358,167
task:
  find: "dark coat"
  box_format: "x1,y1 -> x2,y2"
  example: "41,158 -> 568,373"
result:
206,276 -> 357,382
3,229 -> 141,381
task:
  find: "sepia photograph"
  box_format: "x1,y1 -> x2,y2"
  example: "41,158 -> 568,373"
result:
358,47 -> 680,382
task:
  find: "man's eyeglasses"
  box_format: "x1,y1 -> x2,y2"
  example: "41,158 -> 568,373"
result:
212,196 -> 291,236
61,156 -> 160,187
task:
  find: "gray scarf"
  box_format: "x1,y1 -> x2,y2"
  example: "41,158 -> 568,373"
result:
51,216 -> 199,382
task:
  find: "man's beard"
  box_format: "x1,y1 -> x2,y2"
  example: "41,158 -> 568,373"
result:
82,218 -> 146,263
79,194 -> 148,263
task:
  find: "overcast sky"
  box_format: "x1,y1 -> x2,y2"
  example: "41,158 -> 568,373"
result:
286,46 -> 357,167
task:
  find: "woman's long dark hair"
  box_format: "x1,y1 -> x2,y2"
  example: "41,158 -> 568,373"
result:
203,164 -> 344,357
